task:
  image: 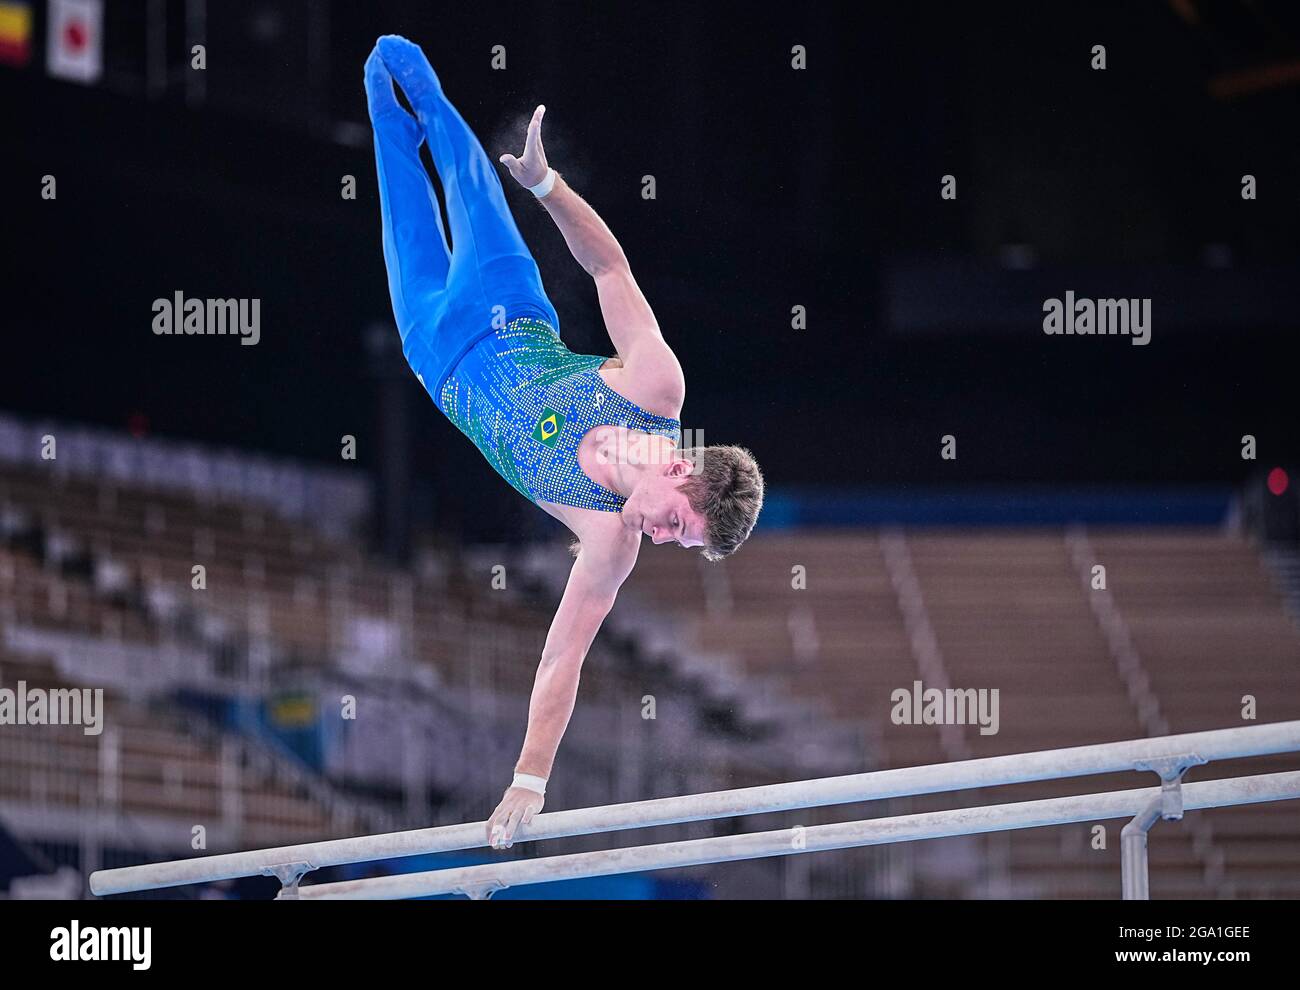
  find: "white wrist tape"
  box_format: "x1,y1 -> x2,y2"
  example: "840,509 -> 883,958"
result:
526,167 -> 556,199
513,772 -> 547,796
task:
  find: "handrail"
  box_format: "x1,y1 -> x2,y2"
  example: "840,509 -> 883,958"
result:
88,720 -> 1300,898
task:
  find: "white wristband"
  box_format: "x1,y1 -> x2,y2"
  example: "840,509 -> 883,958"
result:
513,772 -> 547,796
527,167 -> 556,199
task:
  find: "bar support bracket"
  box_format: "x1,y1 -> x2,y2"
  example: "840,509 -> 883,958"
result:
1121,753 -> 1203,899
454,878 -> 507,901
268,861 -> 315,900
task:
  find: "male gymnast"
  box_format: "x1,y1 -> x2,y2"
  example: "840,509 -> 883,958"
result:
364,36 -> 764,849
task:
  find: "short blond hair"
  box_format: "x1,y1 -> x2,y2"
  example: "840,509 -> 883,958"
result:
678,445 -> 764,561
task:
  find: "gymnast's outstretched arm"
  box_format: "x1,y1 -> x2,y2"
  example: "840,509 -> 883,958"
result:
485,543 -> 635,848
500,108 -> 684,406
500,106 -> 626,278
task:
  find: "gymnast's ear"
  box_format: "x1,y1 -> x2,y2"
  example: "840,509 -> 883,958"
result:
666,455 -> 694,477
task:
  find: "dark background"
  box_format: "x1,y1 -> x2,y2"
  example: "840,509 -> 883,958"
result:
5,1 -> 1299,539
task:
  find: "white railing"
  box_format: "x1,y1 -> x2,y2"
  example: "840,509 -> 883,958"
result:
88,720 -> 1300,900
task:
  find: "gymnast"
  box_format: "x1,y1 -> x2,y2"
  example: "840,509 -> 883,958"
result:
364,35 -> 764,849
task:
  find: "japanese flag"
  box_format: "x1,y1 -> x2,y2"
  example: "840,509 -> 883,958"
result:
46,0 -> 101,83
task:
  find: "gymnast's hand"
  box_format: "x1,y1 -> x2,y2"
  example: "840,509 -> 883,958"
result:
498,105 -> 551,189
487,784 -> 545,849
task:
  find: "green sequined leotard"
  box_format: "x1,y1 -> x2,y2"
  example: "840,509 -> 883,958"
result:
434,316 -> 682,512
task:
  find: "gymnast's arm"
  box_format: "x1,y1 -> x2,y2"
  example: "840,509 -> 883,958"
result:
484,540 -> 635,847
498,106 -> 684,399
499,105 -> 627,278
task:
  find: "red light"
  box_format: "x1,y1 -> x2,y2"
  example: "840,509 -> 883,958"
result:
1267,467 -> 1288,496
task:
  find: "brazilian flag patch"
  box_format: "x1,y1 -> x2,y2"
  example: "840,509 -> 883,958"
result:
533,407 -> 564,447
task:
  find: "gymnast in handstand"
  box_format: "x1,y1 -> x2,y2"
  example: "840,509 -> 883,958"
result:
364,36 -> 764,848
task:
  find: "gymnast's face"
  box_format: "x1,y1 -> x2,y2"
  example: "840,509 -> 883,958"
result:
623,463 -> 706,549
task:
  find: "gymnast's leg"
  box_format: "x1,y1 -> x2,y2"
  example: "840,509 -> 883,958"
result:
374,35 -> 557,331
364,47 -> 452,382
